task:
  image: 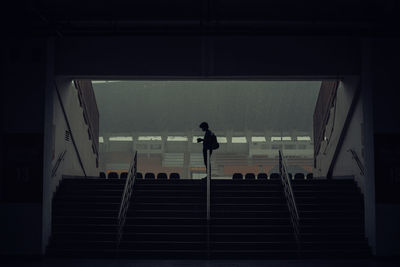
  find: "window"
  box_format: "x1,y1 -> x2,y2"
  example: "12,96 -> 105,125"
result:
167,136 -> 188,141
232,137 -> 247,143
138,136 -> 162,141
217,137 -> 228,143
252,136 -> 266,142
109,136 -> 133,141
99,136 -> 104,143
271,136 -> 292,141
297,136 -> 311,141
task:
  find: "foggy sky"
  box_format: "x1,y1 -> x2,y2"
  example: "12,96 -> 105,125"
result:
93,81 -> 320,134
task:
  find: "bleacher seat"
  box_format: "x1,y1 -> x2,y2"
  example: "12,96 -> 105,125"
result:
157,173 -> 168,179
136,172 -> 143,179
245,173 -> 256,180
232,173 -> 243,180
294,173 -> 305,180
306,173 -> 313,180
120,172 -> 128,179
99,172 -> 106,178
269,173 -> 280,180
145,173 -> 155,179
257,173 -> 268,180
108,172 -> 118,179
170,173 -> 180,179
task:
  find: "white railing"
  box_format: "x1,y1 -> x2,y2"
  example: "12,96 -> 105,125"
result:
51,150 -> 67,177
347,148 -> 365,176
117,151 -> 137,246
206,149 -> 211,221
279,150 -> 301,251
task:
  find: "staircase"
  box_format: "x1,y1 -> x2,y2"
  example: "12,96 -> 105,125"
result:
119,179 -> 207,258
48,176 -> 371,259
292,178 -> 371,258
210,179 -> 297,259
48,177 -> 125,257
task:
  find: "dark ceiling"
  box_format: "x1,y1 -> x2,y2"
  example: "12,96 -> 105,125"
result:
6,0 -> 400,36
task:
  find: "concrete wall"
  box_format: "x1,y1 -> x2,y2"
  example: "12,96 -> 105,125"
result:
313,77 -> 378,252
371,38 -> 400,257
53,79 -> 99,179
331,95 -> 365,192
1,38 -> 48,255
314,78 -> 361,179
39,78 -> 100,252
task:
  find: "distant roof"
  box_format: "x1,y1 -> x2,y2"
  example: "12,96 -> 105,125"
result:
93,80 -> 320,134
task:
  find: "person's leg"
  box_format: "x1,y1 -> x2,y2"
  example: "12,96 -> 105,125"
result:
209,150 -> 212,177
203,149 -> 207,167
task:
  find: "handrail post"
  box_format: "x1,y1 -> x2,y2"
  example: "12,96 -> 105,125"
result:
207,149 -> 211,221
347,149 -> 365,176
117,151 -> 138,251
279,150 -> 301,255
206,149 -> 211,258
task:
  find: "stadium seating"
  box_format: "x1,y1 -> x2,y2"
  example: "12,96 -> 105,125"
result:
157,173 -> 168,179
232,173 -> 243,180
144,172 -> 155,179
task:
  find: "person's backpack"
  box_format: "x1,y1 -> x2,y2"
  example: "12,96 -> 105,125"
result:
211,133 -> 219,150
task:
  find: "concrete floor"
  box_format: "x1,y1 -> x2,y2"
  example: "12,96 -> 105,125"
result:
2,259 -> 400,267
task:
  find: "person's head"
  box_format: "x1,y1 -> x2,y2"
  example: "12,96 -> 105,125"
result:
199,122 -> 209,131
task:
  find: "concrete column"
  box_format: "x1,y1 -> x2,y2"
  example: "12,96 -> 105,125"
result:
361,39 -> 376,254
42,38 -> 55,254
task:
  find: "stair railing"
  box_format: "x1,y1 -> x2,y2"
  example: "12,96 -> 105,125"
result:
347,149 -> 365,176
117,151 -> 138,247
279,150 -> 301,251
51,150 -> 67,177
206,149 -> 211,221
206,149 -> 211,258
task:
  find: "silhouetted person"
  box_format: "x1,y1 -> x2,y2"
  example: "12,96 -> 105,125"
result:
197,122 -> 219,175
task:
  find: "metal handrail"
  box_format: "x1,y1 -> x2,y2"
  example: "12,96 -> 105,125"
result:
206,149 -> 211,257
279,150 -> 301,251
206,149 -> 211,221
117,151 -> 138,246
51,150 -> 67,177
347,148 -> 365,176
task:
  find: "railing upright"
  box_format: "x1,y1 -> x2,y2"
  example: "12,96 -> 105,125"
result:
117,151 -> 137,248
279,150 -> 301,253
207,149 -> 211,221
51,150 -> 67,177
206,149 -> 211,257
347,148 -> 365,176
